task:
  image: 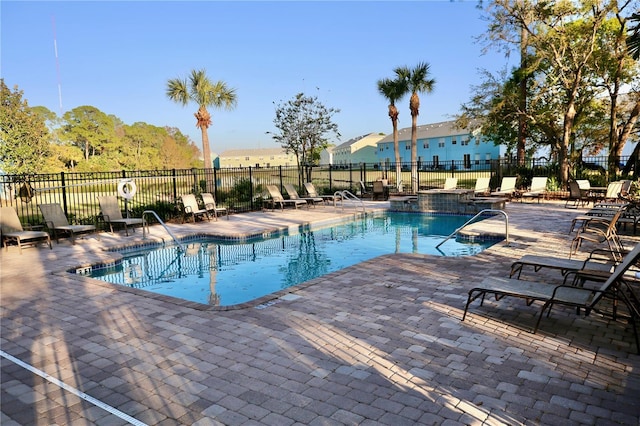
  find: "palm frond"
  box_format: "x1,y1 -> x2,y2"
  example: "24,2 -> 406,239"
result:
628,12 -> 640,60
165,78 -> 190,105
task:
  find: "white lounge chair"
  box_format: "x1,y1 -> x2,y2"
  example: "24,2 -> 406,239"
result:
473,177 -> 491,196
443,177 -> 457,190
283,183 -> 323,207
304,182 -> 339,205
201,193 -> 228,220
491,177 -> 517,199
520,176 -> 547,203
266,185 -> 307,210
181,194 -> 209,223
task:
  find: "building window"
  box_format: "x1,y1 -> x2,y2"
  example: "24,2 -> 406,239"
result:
433,155 -> 439,168
245,156 -> 250,161
475,154 -> 480,165
452,137 -> 457,145
463,154 -> 471,169
475,139 -> 480,145
438,141 -> 445,148
462,138 -> 469,146
485,153 -> 491,164
423,142 -> 429,149
405,144 -> 411,150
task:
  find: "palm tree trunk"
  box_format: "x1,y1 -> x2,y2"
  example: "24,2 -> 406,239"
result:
410,114 -> 419,193
201,126 -> 214,191
391,112 -> 403,193
410,93 -> 420,193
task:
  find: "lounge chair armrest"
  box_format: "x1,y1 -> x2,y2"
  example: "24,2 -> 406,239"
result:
551,283 -> 600,298
576,225 -> 609,238
562,270 -> 610,287
587,248 -> 626,261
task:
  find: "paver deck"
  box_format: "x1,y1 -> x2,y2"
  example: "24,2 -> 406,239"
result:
2,201 -> 639,425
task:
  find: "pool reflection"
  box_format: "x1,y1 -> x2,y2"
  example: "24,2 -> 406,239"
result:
89,213 -> 493,306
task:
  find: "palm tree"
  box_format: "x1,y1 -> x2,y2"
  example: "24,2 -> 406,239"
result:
377,77 -> 408,192
629,12 -> 640,60
166,69 -> 237,170
395,62 -> 435,193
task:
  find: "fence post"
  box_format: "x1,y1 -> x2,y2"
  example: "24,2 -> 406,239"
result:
191,168 -> 198,193
278,166 -> 283,192
172,169 -> 177,202
249,166 -> 254,211
213,167 -> 218,198
362,164 -> 367,188
451,160 -> 455,177
349,164 -> 354,190
60,171 -> 68,217
329,165 -> 333,191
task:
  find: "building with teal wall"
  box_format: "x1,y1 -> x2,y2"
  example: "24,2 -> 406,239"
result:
376,120 -> 503,170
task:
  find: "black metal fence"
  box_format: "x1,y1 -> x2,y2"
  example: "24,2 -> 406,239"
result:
0,155 -> 630,227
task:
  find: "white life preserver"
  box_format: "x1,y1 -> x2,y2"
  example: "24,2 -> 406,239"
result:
117,179 -> 137,200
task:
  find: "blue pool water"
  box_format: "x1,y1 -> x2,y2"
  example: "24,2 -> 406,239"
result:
87,212 -> 497,307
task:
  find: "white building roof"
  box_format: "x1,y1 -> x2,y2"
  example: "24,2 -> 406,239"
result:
378,120 -> 480,143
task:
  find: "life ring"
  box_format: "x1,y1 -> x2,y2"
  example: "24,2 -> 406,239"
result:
117,179 -> 137,200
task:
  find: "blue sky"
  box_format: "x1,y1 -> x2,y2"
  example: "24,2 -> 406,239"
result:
2,1 -> 513,153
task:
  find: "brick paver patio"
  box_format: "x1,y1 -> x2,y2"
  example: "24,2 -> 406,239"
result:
1,201 -> 639,425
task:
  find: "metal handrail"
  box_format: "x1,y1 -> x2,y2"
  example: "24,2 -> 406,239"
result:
436,209 -> 509,249
142,210 -> 185,251
335,190 -> 365,213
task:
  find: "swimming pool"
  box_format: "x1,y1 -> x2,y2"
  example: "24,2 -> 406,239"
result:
86,212 -> 497,307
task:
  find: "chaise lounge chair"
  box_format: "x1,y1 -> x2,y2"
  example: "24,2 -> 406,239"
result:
283,183 -> 323,207
569,206 -> 626,256
490,176 -> 517,199
509,248 -> 622,280
596,180 -> 631,204
304,182 -> 339,205
201,193 -> 228,220
98,196 -> 145,236
1,206 -> 52,254
266,185 -> 307,210
519,176 -> 547,203
443,177 -> 458,190
565,180 -> 591,209
39,203 -> 98,244
181,194 -> 210,223
473,177 -> 491,196
372,180 -> 389,200
462,243 -> 640,353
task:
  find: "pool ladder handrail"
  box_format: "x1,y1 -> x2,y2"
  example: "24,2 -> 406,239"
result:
335,190 -> 365,213
436,209 -> 509,249
142,210 -> 185,251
